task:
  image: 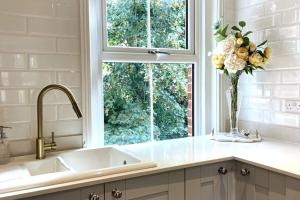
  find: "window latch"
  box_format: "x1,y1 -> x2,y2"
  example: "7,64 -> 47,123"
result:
148,50 -> 171,55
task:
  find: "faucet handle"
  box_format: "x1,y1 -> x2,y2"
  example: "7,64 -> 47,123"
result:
51,132 -> 55,143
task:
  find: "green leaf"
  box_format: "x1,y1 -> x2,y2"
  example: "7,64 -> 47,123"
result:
224,69 -> 229,76
221,24 -> 229,36
243,37 -> 250,46
243,31 -> 253,37
257,40 -> 268,47
239,21 -> 246,27
231,26 -> 241,32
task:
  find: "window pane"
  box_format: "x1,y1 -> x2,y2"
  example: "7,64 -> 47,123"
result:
103,63 -> 151,145
152,64 -> 191,140
106,0 -> 147,47
103,63 -> 193,145
106,0 -> 188,49
151,0 -> 187,49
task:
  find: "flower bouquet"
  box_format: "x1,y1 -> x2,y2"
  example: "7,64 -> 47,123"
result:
212,20 -> 271,136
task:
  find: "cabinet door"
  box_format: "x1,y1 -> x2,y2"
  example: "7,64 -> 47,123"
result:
105,170 -> 184,200
81,184 -> 104,200
21,189 -> 81,200
235,162 -> 270,200
186,161 -> 234,200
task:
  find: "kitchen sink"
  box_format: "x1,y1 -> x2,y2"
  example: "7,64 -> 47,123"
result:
23,157 -> 70,176
0,147 -> 156,194
59,147 -> 143,172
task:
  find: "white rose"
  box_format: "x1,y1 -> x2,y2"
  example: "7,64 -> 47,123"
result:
224,54 -> 246,73
216,35 -> 236,55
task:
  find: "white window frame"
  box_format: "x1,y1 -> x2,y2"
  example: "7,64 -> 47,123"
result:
101,0 -> 195,56
80,0 -> 221,148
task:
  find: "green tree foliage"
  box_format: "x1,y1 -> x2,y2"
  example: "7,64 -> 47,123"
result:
104,0 -> 189,145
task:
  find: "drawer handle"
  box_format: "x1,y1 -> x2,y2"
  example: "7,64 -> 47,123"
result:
112,188 -> 122,199
218,167 -> 228,175
89,192 -> 100,200
241,168 -> 250,176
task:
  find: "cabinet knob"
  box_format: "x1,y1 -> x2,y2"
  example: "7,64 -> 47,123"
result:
112,188 -> 122,199
240,168 -> 250,176
218,167 -> 228,175
89,192 -> 100,200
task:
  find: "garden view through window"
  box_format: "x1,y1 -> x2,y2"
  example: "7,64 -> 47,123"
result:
103,0 -> 193,145
103,63 -> 193,145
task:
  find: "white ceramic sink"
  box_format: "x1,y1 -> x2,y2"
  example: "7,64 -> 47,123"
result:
23,157 -> 70,176
0,147 -> 156,194
59,147 -> 142,172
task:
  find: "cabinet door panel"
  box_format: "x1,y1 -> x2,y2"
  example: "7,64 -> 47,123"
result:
126,173 -> 169,199
269,172 -> 285,200
286,176 -> 300,200
186,161 -> 234,200
126,170 -> 184,200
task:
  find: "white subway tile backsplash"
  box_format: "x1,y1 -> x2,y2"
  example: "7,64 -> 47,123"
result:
271,112 -> 300,127
28,17 -> 79,37
29,54 -> 80,70
0,72 -> 56,87
0,89 -> 28,105
0,0 -> 55,17
282,70 -> 300,83
0,14 -> 26,33
0,106 -> 32,123
57,71 -> 81,87
0,0 -> 82,155
239,85 -> 264,97
0,35 -> 56,53
55,0 -> 80,19
282,9 -> 299,25
0,53 -> 27,69
57,38 -> 80,53
58,104 -> 80,120
3,122 -> 31,140
272,85 -> 300,98
42,119 -> 82,136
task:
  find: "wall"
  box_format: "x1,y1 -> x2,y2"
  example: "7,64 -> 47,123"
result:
0,0 -> 83,156
224,0 -> 300,142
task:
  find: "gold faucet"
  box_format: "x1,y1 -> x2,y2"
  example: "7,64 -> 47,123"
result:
36,84 -> 82,159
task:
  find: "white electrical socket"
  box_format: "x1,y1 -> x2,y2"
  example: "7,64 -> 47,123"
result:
285,100 -> 300,113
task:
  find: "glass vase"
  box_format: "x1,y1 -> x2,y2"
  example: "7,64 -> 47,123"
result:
226,74 -> 243,136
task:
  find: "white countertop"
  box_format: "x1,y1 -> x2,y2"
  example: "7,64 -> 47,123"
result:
1,136 -> 300,199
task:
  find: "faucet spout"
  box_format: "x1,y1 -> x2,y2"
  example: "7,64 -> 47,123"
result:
36,84 -> 82,159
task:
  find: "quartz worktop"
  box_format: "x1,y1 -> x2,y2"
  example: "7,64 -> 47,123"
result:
1,136 -> 300,199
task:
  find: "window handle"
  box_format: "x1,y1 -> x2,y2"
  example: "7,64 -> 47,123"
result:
148,50 -> 170,55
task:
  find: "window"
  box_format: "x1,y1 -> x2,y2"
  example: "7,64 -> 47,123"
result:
103,0 -> 194,54
103,63 -> 193,145
93,0 -> 198,146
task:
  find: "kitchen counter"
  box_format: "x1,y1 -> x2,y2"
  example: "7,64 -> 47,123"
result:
1,136 -> 300,199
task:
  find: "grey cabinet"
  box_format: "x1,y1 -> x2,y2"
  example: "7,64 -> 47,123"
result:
235,161 -> 300,200
185,161 -> 235,200
105,170 -> 184,200
19,161 -> 300,200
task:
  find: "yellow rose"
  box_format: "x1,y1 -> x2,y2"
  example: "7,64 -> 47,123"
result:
236,32 -> 242,38
249,42 -> 256,52
212,54 -> 225,69
236,38 -> 244,46
264,47 -> 271,58
249,52 -> 264,67
235,47 -> 249,61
